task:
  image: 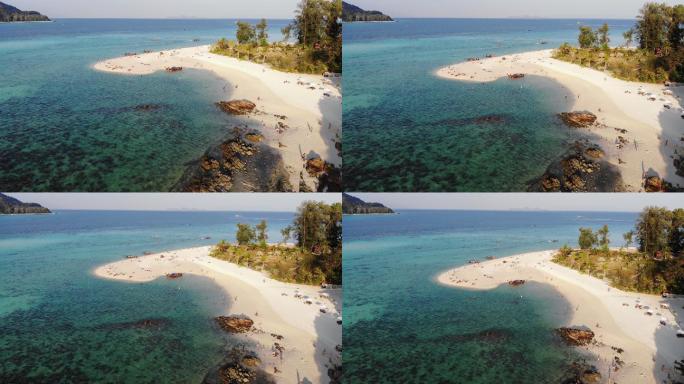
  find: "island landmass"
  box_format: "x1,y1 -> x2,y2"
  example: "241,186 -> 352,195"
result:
342,193 -> 394,214
0,193 -> 50,214
342,2 -> 392,22
0,2 -> 49,22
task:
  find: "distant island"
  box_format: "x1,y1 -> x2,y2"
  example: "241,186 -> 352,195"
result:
343,193 -> 394,214
0,2 -> 49,22
342,2 -> 392,22
0,193 -> 50,214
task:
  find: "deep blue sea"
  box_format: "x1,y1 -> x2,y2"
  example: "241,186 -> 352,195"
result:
0,19 -> 289,191
0,209 -> 294,382
343,19 -> 634,191
343,210 -> 637,383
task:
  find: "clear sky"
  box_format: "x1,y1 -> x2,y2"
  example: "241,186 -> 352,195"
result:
9,0 -> 302,19
350,193 -> 684,212
10,193 -> 340,212
351,0 -> 684,19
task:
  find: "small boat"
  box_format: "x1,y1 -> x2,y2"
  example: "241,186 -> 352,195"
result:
660,317 -> 667,325
660,303 -> 670,309
320,292 -> 330,298
336,316 -> 342,325
677,329 -> 684,338
646,309 -> 654,316
663,90 -> 673,96
664,103 -> 672,109
319,305 -> 327,313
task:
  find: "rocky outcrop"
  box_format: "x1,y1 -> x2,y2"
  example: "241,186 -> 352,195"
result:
174,128 -> 293,193
306,157 -> 342,192
508,280 -> 526,286
215,315 -> 254,333
561,362 -> 602,384
216,100 -> 257,115
342,193 -> 394,214
165,273 -> 183,279
0,193 -> 51,214
0,2 -> 49,22
342,2 -> 393,22
202,348 -> 275,384
165,66 -> 183,72
644,176 -> 664,192
557,327 -> 595,346
528,142 -> 625,192
558,112 -> 598,128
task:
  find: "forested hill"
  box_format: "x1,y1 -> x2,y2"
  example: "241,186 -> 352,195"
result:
0,2 -> 50,22
343,193 -> 394,214
342,2 -> 392,22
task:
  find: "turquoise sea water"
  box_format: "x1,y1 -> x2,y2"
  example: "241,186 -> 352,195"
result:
343,19 -> 633,191
0,19 -> 288,191
343,210 -> 637,383
0,210 -> 293,382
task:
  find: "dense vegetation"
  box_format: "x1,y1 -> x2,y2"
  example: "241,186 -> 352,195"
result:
553,2 -> 684,83
341,1 -> 393,22
210,201 -> 342,285
553,207 -> 684,294
0,2 -> 49,22
211,0 -> 341,74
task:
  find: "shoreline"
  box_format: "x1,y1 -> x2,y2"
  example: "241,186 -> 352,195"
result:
436,49 -> 684,191
93,45 -> 341,192
94,245 -> 342,384
437,250 -> 684,384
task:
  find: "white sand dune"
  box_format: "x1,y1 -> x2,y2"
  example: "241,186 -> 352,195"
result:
93,45 -> 341,191
94,245 -> 342,384
437,49 -> 684,191
437,250 -> 684,384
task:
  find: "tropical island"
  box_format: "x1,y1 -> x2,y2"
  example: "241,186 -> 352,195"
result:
438,206 -> 684,384
94,0 -> 341,193
342,193 -> 394,214
438,2 -> 684,192
0,193 -> 50,214
0,2 -> 49,22
342,2 -> 393,22
95,201 -> 342,383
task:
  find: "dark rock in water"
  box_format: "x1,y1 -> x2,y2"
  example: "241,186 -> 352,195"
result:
215,315 -> 254,333
216,100 -> 257,115
0,2 -> 50,22
444,328 -> 512,344
0,193 -> 50,214
431,114 -> 510,127
561,362 -> 602,384
174,130 -> 293,193
528,142 -> 624,192
95,318 -> 170,331
342,193 -> 394,214
133,104 -> 163,112
558,112 -> 597,128
508,279 -> 525,286
203,348 -> 275,384
557,327 -> 595,346
165,273 -> 183,279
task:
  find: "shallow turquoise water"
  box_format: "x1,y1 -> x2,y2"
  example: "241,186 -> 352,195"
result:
0,19 -> 289,191
343,210 -> 636,383
0,210 -> 294,382
343,19 -> 633,191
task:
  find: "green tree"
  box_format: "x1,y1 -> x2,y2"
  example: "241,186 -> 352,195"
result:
623,230 -> 635,249
598,23 -> 611,49
293,0 -> 327,47
623,28 -> 635,48
598,225 -> 610,251
256,18 -> 269,46
636,2 -> 673,54
636,206 -> 673,257
670,4 -> 684,50
280,225 -> 292,244
281,24 -> 293,42
669,208 -> 684,257
578,227 -> 598,250
236,21 -> 256,45
236,223 -> 256,245
256,220 -> 268,247
578,26 -> 598,48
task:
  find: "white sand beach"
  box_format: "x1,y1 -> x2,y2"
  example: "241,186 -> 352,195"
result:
437,49 -> 684,191
93,45 -> 341,191
437,250 -> 684,384
94,245 -> 342,384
